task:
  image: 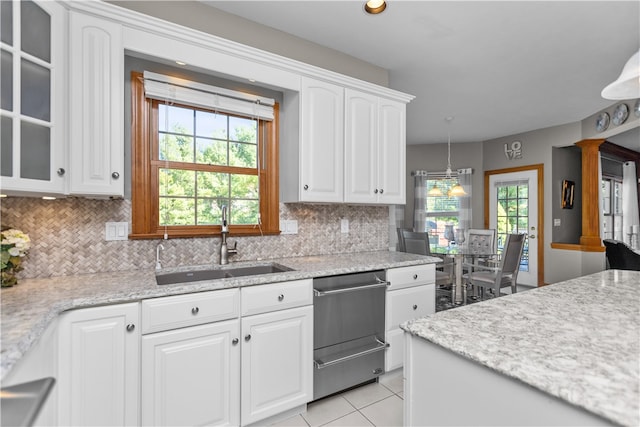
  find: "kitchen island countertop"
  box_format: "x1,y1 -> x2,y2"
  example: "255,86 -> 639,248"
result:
1,250 -> 439,380
402,269 -> 640,427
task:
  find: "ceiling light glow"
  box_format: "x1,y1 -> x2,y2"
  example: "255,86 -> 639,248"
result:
364,0 -> 386,15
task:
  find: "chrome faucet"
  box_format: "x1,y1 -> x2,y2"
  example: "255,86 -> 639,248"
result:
220,205 -> 237,265
156,243 -> 164,270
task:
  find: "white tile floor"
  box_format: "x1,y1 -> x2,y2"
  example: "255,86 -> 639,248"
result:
271,370 -> 404,427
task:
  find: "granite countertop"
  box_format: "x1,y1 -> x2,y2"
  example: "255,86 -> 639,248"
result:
1,250 -> 439,381
402,269 -> 640,427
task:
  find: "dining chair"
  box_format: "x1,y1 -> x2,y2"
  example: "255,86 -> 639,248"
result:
463,233 -> 526,299
466,228 -> 496,255
397,228 -> 454,287
604,239 -> 640,271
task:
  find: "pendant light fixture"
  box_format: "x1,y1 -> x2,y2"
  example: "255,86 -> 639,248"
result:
601,49 -> 640,100
427,182 -> 443,196
445,116 -> 467,197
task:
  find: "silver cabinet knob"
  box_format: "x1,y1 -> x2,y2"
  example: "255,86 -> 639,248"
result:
379,189 -> 384,194
57,168 -> 65,176
126,324 -> 135,332
413,304 -> 418,310
374,189 -> 379,194
303,184 -> 309,190
191,307 -> 199,315
413,274 -> 418,280
529,235 -> 536,239
244,334 -> 251,342
278,294 -> 284,301
232,338 -> 239,345
112,172 -> 120,179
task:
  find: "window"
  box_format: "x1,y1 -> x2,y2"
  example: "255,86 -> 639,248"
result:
495,180 -> 529,271
425,177 -> 461,248
602,177 -> 623,240
130,71 -> 279,238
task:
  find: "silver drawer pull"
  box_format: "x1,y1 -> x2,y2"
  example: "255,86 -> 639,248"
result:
278,294 -> 284,301
314,281 -> 389,297
413,274 -> 418,280
413,304 -> 418,310
191,307 -> 199,315
314,338 -> 389,369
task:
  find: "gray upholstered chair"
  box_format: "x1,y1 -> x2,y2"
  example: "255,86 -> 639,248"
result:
466,228 -> 496,255
397,228 -> 454,287
463,233 -> 525,299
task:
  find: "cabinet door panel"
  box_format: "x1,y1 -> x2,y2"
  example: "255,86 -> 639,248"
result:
300,77 -> 343,202
68,11 -> 124,196
377,99 -> 406,204
241,305 -> 313,425
141,320 -> 240,426
58,303 -> 139,426
0,0 -> 66,194
345,89 -> 377,203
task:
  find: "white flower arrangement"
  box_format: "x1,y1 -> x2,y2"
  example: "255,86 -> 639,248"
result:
1,228 -> 31,287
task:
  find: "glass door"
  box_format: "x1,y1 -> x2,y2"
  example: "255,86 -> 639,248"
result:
489,169 -> 539,287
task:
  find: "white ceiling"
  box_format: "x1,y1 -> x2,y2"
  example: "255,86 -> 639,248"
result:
204,0 -> 639,148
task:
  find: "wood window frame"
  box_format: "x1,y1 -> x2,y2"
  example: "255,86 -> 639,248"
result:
130,71 -> 280,239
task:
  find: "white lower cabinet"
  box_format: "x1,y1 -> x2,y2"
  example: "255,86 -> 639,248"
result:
240,305 -> 313,425
141,320 -> 240,426
57,303 -> 140,426
385,265 -> 435,372
139,280 -> 313,427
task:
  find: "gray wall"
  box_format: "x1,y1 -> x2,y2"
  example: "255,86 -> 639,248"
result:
108,1 -> 389,87
482,122 -> 605,284
404,142 -> 484,228
551,146 -> 582,244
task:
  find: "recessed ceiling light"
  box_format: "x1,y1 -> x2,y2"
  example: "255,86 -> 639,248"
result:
364,0 -> 386,14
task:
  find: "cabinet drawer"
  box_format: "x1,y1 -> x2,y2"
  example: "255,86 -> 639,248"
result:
141,288 -> 240,334
241,279 -> 313,316
386,264 -> 435,290
386,284 -> 435,331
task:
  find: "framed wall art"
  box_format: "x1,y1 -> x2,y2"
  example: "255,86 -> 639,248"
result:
562,180 -> 575,209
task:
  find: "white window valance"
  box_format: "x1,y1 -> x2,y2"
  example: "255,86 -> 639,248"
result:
143,71 -> 275,121
493,178 -> 529,188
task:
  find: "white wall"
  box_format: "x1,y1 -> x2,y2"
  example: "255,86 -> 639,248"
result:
108,0 -> 389,87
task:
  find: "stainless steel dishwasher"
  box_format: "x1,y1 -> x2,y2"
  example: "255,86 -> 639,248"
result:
313,270 -> 388,400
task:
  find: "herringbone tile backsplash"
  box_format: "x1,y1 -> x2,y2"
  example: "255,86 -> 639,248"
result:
1,198 -> 390,279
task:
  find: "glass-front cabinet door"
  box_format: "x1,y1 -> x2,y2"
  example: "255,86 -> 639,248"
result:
0,0 -> 66,195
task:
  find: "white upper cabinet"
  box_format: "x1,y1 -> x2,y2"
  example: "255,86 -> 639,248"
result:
345,89 -> 406,204
299,77 -> 344,203
345,89 -> 377,203
290,79 -> 408,205
68,11 -> 124,197
376,98 -> 406,204
0,0 -> 67,196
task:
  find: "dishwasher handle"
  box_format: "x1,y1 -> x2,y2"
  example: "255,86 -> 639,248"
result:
314,338 -> 390,369
313,280 -> 389,297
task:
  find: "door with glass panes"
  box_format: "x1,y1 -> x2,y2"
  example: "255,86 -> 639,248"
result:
488,169 -> 540,287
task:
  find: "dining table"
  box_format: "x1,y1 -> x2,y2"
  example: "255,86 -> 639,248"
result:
432,246 -> 498,304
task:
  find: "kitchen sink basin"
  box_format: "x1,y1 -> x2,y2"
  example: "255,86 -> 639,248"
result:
155,263 -> 293,285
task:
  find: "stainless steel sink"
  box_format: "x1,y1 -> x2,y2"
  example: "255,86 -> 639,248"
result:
155,263 -> 293,285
